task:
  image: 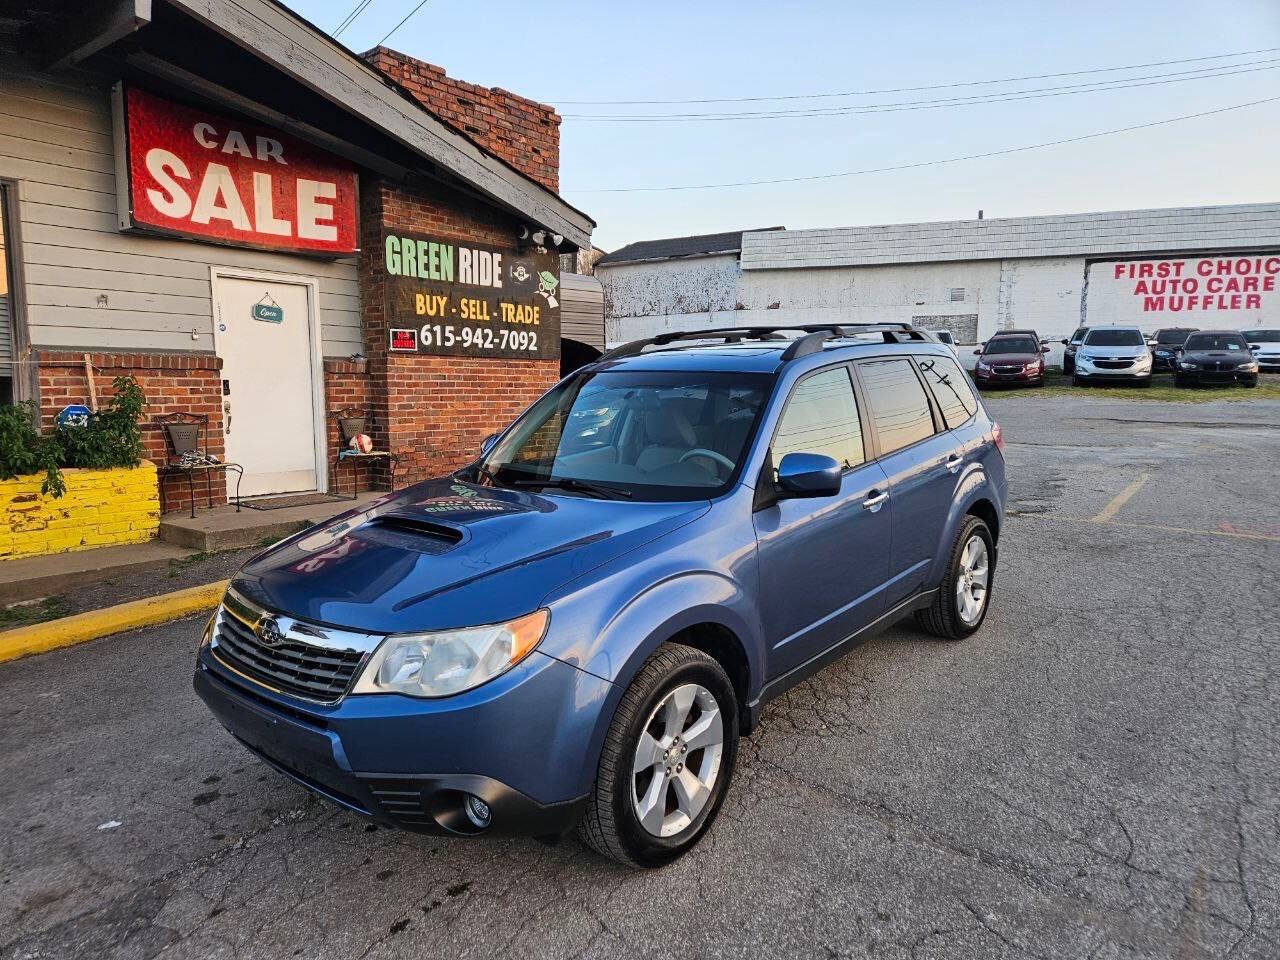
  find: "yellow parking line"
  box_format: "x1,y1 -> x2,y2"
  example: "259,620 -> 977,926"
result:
1092,473 -> 1151,522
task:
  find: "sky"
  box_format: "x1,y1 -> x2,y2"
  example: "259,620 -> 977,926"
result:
287,0 -> 1280,252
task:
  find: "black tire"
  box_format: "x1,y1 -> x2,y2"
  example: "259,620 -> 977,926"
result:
915,514 -> 995,641
578,643 -> 738,868
1137,376 -> 1152,388
1174,375 -> 1189,388
1072,375 -> 1085,387
1064,359 -> 1074,375
1242,377 -> 1258,388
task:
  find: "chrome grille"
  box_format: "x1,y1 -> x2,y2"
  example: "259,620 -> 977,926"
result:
211,589 -> 381,704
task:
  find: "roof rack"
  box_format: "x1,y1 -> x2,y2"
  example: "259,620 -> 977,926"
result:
599,322 -> 932,363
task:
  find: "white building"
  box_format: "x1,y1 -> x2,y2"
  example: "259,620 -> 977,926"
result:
597,203 -> 1280,367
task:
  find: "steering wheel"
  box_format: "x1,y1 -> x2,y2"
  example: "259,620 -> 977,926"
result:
679,448 -> 735,475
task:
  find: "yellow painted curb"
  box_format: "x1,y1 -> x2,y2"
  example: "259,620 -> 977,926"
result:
0,579 -> 230,664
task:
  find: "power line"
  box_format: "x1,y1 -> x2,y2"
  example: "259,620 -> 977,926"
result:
553,46 -> 1280,105
564,61 -> 1280,121
568,97 -> 1280,193
332,0 -> 375,37
376,0 -> 431,47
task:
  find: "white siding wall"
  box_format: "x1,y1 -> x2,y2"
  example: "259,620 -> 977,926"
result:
0,57 -> 361,357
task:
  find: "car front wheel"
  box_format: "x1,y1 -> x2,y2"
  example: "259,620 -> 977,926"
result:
578,643 -> 738,867
915,515 -> 995,640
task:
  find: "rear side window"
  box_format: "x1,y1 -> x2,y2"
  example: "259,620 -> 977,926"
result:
916,355 -> 977,428
858,359 -> 937,455
772,366 -> 865,469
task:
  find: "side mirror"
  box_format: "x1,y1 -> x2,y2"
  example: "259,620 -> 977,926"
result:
1040,345 -> 1050,353
1060,339 -> 1069,345
776,453 -> 842,499
972,348 -> 982,355
480,432 -> 500,456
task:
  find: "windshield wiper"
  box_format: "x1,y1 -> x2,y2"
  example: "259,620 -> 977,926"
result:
511,477 -> 632,500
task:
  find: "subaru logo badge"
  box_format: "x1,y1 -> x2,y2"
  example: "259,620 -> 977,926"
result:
255,616 -> 286,647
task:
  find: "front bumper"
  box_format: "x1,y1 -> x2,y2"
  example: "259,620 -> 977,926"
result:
1175,367 -> 1257,384
194,641 -> 607,836
1074,358 -> 1151,380
1152,352 -> 1179,371
973,366 -> 1043,387
1255,355 -> 1280,371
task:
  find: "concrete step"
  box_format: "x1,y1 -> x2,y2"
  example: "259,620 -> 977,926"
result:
0,541 -> 197,605
157,492 -> 383,552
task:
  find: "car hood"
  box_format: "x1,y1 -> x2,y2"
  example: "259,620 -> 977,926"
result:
1079,345 -> 1148,359
232,478 -> 709,634
979,352 -> 1041,364
1181,349 -> 1252,362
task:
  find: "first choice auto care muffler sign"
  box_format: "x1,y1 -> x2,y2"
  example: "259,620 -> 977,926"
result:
113,85 -> 358,255
1086,255 -> 1279,325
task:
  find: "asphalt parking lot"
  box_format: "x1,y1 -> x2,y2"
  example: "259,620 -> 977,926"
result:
3,390 -> 1279,960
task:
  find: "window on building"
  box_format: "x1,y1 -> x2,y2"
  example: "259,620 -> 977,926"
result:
858,359 -> 937,455
950,287 -> 966,302
916,355 -> 978,429
0,183 -> 16,406
772,366 -> 864,469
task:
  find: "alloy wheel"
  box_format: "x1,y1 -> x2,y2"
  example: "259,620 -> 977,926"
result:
955,535 -> 990,626
631,683 -> 724,837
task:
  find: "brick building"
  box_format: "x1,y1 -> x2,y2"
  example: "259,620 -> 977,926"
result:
598,206 -> 1280,368
0,0 -> 595,512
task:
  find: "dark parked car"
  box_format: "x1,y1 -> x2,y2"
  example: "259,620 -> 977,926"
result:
193,323 -> 1007,867
972,330 -> 1048,388
1060,326 -> 1089,374
1148,327 -> 1198,371
1174,331 -> 1259,388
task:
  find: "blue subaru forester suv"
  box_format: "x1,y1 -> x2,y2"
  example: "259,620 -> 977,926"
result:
194,323 -> 1006,867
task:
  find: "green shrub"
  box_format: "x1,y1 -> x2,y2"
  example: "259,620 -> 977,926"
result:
0,375 -> 148,498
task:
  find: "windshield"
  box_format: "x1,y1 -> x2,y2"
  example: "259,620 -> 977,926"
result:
984,337 -> 1038,355
1243,329 -> 1280,343
476,369 -> 772,501
1156,329 -> 1194,344
1084,328 -> 1144,347
1185,333 -> 1246,351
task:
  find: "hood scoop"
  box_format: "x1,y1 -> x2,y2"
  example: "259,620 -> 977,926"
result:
356,513 -> 466,554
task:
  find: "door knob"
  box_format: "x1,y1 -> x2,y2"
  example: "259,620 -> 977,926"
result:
862,490 -> 888,512
945,455 -> 963,473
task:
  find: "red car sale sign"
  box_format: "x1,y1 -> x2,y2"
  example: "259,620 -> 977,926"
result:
114,85 -> 358,255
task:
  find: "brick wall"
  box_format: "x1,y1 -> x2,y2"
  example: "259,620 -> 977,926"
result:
324,357 -> 382,495
360,175 -> 559,485
364,46 -> 560,192
37,351 -> 226,515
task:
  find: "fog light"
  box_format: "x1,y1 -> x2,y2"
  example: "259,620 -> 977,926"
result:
464,794 -> 492,829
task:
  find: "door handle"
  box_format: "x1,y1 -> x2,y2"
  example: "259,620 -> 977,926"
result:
862,490 -> 888,512
945,454 -> 963,473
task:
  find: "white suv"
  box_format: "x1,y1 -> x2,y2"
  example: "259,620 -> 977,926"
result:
1243,329 -> 1280,372
1072,326 -> 1153,387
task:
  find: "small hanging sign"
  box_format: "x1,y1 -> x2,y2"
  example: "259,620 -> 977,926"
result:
389,328 -> 418,352
252,292 -> 284,324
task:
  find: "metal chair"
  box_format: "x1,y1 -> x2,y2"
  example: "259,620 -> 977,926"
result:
333,408 -> 398,499
155,412 -> 243,518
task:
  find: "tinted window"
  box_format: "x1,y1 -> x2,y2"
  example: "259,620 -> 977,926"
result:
984,337 -> 1038,355
1243,329 -> 1280,343
917,355 -> 978,428
1071,327 -> 1089,343
1084,328 -> 1144,346
858,359 -> 937,455
772,366 -> 864,469
1185,333 -> 1246,351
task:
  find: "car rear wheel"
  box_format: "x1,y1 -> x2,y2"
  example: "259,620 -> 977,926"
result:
578,643 -> 738,868
915,515 -> 995,641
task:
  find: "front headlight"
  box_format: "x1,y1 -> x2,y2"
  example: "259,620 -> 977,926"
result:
975,361 -> 991,372
1238,361 -> 1258,371
1180,361 -> 1198,370
352,609 -> 550,698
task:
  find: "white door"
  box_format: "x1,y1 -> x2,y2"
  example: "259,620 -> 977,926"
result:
212,273 -> 323,498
